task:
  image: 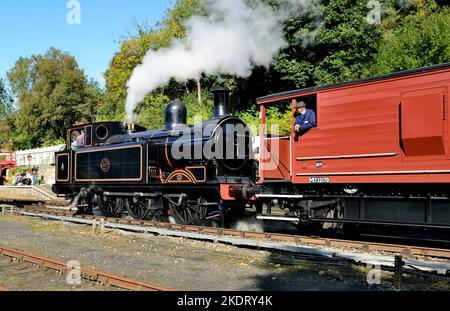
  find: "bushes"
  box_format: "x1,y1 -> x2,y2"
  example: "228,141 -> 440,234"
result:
239,105 -> 292,136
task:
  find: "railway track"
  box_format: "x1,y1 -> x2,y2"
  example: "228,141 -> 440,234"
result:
2,201 -> 450,279
13,202 -> 450,260
0,245 -> 174,291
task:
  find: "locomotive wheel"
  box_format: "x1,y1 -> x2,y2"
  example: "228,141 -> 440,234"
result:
98,197 -> 124,218
164,194 -> 207,225
125,198 -> 155,220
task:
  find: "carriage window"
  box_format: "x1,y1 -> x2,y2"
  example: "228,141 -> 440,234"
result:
262,93 -> 318,138
264,102 -> 292,137
70,129 -> 85,148
84,126 -> 93,147
294,94 -> 318,128
71,131 -> 80,143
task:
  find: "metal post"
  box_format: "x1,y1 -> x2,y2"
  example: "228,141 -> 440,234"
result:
100,219 -> 105,234
426,195 -> 432,224
259,105 -> 266,183
9,139 -> 13,162
394,255 -> 405,289
92,219 -> 97,235
27,154 -> 32,174
219,203 -> 226,228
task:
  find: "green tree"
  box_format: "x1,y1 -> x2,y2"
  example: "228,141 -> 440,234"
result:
274,0 -> 383,88
0,79 -> 13,120
102,0 -> 450,135
370,4 -> 450,75
237,0 -> 383,134
0,79 -> 15,150
7,48 -> 101,149
101,0 -> 205,125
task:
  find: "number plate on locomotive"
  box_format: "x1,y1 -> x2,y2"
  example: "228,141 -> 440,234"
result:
309,177 -> 330,184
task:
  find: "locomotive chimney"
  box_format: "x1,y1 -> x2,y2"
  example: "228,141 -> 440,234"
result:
212,87 -> 231,119
164,99 -> 187,130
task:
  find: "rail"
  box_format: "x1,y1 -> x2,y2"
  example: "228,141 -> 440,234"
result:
13,204 -> 450,262
2,202 -> 449,290
0,245 -> 174,291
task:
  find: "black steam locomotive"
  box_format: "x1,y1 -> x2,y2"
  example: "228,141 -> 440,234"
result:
52,88 -> 257,225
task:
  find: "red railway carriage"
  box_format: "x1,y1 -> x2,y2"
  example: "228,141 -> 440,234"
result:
254,63 -> 450,229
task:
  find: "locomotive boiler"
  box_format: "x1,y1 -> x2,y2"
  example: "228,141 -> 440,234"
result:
53,88 -> 257,225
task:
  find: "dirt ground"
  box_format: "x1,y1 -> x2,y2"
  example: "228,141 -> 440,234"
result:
0,214 -> 448,291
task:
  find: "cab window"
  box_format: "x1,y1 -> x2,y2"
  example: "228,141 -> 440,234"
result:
293,94 -> 318,129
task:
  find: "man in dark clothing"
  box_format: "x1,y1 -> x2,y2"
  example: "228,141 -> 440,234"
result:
294,101 -> 316,141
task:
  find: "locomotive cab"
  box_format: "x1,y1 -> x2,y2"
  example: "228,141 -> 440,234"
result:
65,122 -> 147,150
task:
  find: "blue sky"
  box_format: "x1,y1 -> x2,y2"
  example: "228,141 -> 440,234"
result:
0,0 -> 173,87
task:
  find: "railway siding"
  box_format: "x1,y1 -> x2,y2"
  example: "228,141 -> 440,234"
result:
0,245 -> 173,291
17,205 -> 450,261
7,205 -> 450,278
1,210 -> 450,290
0,213 -> 401,291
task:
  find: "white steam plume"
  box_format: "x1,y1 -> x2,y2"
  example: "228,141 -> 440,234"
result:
125,0 -> 319,122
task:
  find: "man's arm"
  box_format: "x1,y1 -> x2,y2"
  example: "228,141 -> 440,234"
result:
293,115 -> 301,131
293,114 -> 300,126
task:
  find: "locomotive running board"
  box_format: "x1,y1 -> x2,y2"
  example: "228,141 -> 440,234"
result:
256,215 -> 300,222
103,192 -> 162,198
256,194 -> 304,199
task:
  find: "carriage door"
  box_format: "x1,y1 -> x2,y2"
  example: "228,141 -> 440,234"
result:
401,87 -> 448,159
259,104 -> 292,181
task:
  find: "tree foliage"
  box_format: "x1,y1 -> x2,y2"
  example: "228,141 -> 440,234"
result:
0,79 -> 13,120
0,79 -> 15,150
7,48 -> 101,149
101,0 -> 206,127
274,0 -> 383,88
239,0 -> 384,132
103,0 -> 450,135
3,0 -> 450,149
370,4 -> 450,75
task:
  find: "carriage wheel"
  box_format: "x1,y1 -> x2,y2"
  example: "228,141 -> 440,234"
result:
98,197 -> 124,218
164,194 -> 207,225
125,198 -> 156,220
